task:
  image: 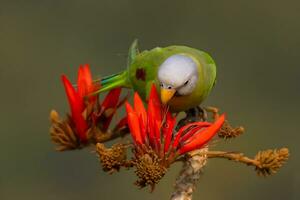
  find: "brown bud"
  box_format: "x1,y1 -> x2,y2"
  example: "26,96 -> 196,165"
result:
50,110 -> 60,124
134,149 -> 167,191
49,110 -> 80,151
254,148 -> 289,176
96,143 -> 128,174
218,120 -> 244,139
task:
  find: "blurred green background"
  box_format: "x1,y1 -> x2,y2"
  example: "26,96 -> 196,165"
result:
0,0 -> 299,199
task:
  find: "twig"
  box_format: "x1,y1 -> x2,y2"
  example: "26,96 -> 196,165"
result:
206,151 -> 259,165
205,149 -> 289,176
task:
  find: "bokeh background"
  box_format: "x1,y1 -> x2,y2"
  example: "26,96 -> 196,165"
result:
0,0 -> 299,200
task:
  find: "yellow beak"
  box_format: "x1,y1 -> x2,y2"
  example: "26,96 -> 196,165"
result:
160,88 -> 176,104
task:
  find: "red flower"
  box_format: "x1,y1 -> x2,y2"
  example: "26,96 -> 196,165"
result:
126,84 -> 225,162
94,87 -> 128,132
61,64 -> 127,143
61,64 -> 99,142
77,64 -> 99,103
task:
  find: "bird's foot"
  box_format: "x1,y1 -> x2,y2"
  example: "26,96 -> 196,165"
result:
176,106 -> 207,130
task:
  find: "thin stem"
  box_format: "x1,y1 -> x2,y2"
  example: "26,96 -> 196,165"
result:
205,151 -> 260,166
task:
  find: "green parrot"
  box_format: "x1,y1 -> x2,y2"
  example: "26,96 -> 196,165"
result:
96,40 -> 216,112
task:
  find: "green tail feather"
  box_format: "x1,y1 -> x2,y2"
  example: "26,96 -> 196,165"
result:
96,71 -> 131,94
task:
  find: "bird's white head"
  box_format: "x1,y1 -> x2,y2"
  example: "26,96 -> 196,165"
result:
158,54 -> 199,104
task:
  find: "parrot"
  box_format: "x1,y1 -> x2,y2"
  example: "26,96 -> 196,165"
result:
95,40 -> 217,112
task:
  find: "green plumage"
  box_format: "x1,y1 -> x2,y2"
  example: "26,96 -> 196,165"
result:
98,40 -> 217,112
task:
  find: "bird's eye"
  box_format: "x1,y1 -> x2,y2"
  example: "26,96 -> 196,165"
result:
167,86 -> 172,89
184,80 -> 189,85
160,83 -> 163,87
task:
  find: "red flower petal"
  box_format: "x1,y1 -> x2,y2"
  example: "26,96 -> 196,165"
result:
171,122 -> 202,150
82,64 -> 93,86
126,102 -> 143,145
154,120 -> 162,152
138,115 -> 147,144
100,88 -> 122,131
178,114 -> 226,155
77,65 -> 91,97
148,84 -> 162,122
148,85 -> 164,152
147,99 -> 160,150
102,88 -> 122,110
115,116 -> 128,131
125,101 -> 134,113
61,75 -> 88,142
163,112 -> 176,154
77,64 -> 98,103
134,92 -> 147,143
179,122 -> 212,143
77,66 -> 85,98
